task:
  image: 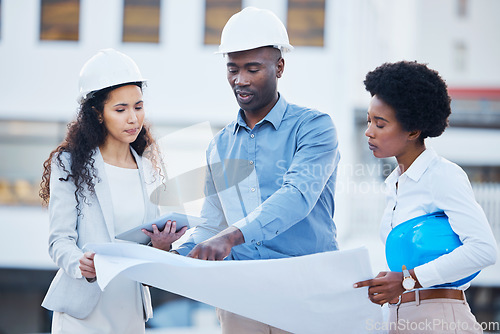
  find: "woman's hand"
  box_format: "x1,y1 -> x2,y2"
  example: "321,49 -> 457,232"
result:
353,271 -> 405,305
79,252 -> 96,280
142,220 -> 188,251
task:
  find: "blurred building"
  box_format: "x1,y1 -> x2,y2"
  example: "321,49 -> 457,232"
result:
0,0 -> 499,333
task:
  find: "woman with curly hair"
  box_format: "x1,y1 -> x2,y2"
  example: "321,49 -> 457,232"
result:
40,49 -> 186,333
354,61 -> 497,333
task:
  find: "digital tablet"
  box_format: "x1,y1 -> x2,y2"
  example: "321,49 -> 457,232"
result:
115,212 -> 206,244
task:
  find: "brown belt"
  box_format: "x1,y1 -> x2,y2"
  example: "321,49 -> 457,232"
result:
390,289 -> 464,305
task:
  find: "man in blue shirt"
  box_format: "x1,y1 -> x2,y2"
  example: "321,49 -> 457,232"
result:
174,7 -> 340,332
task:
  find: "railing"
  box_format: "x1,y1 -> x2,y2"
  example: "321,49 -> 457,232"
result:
343,181 -> 500,243
472,182 -> 500,241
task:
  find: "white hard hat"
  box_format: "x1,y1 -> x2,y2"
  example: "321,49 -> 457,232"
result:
217,7 -> 294,55
77,48 -> 146,102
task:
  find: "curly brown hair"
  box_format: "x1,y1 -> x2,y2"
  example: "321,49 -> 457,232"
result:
40,82 -> 161,214
364,61 -> 451,143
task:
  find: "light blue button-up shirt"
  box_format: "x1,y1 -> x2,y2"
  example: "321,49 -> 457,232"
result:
175,95 -> 340,260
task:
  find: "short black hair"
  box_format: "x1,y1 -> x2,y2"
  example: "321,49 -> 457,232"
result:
364,61 -> 451,141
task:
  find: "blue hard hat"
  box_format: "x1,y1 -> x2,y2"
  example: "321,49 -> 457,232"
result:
385,212 -> 480,287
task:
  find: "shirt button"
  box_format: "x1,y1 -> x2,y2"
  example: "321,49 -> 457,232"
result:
249,160 -> 254,165
250,134 -> 255,138
256,242 -> 261,246
251,187 -> 256,192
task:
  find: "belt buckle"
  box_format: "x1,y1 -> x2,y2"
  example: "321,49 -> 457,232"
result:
389,294 -> 402,306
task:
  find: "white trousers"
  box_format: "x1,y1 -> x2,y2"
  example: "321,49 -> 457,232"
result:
216,308 -> 293,334
388,294 -> 482,334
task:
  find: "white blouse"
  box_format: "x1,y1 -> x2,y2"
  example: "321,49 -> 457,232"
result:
380,148 -> 497,288
104,163 -> 145,236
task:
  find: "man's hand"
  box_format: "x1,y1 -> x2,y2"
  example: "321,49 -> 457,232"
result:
353,271 -> 406,305
142,220 -> 188,251
188,226 -> 244,260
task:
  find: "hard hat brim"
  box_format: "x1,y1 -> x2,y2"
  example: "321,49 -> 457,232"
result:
77,79 -> 147,104
215,44 -> 294,55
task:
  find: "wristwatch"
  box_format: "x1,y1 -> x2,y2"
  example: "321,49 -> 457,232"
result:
402,265 -> 416,290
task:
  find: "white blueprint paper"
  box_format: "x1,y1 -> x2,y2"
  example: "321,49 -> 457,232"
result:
89,243 -> 383,334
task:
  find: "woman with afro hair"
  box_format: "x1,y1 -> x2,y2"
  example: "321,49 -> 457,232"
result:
40,49 -> 186,333
354,61 -> 497,333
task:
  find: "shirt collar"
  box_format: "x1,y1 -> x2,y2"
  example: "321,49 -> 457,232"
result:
385,165 -> 401,185
404,148 -> 438,182
385,148 -> 438,184
232,95 -> 287,134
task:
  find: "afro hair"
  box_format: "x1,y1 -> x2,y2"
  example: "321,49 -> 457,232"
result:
364,61 -> 451,141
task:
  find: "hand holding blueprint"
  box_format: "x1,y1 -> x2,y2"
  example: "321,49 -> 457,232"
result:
89,243 -> 383,333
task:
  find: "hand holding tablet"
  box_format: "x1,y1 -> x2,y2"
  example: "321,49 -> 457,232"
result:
115,212 -> 206,245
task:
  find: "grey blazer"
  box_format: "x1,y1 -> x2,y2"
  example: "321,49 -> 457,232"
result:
41,147 -> 158,319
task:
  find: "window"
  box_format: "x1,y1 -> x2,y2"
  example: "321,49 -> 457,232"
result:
287,0 -> 325,47
122,0 -> 161,43
40,0 -> 80,41
453,40 -> 467,72
204,0 -> 241,45
0,120 -> 67,206
457,0 -> 468,18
